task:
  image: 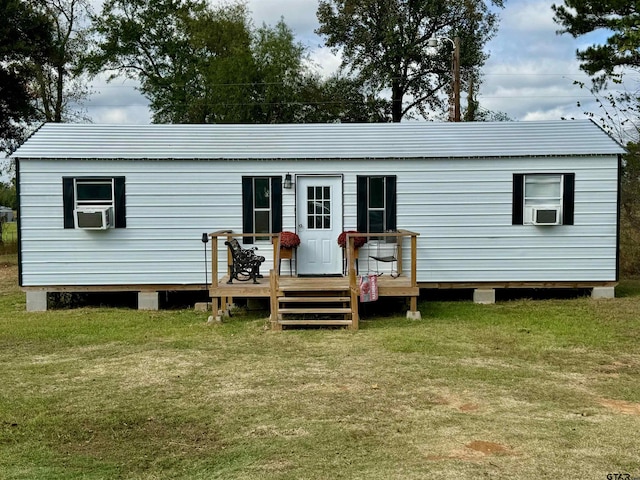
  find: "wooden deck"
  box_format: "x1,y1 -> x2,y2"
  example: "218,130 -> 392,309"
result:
210,274 -> 418,298
208,230 -> 420,330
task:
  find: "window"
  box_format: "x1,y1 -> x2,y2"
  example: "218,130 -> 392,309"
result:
242,176 -> 282,244
307,186 -> 331,230
512,173 -> 574,225
62,177 -> 126,229
75,179 -> 114,207
357,176 -> 397,233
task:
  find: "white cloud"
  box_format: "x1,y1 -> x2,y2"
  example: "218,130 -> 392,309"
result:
308,46 -> 342,77
479,0 -> 606,120
90,105 -> 151,124
503,0 -> 559,33
246,0 -> 320,45
82,73 -> 150,124
522,107 -> 573,121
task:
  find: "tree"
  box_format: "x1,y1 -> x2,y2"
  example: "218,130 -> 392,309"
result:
552,0 -> 640,89
620,139 -> 640,275
83,0 -> 211,123
316,0 -> 504,122
301,74 -> 391,123
0,178 -> 16,245
252,19 -> 310,123
84,0 -> 402,124
178,1 -> 258,123
30,0 -> 93,123
0,181 -> 16,210
0,0 -> 53,153
84,0 -> 327,124
623,141 -> 640,223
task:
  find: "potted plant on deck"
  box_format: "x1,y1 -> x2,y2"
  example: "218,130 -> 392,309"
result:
338,230 -> 367,274
337,230 -> 367,250
279,231 -> 300,260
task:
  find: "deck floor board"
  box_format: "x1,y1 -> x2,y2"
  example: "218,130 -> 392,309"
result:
209,274 -> 416,298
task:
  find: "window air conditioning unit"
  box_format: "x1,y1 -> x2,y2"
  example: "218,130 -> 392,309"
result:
74,207 -> 114,230
532,206 -> 560,225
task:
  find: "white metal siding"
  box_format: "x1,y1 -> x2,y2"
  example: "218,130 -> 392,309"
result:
19,155 -> 618,287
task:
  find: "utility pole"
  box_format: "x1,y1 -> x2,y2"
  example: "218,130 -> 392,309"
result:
429,35 -> 461,122
452,36 -> 461,122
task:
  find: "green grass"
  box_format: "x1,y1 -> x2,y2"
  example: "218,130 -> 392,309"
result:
1,221 -> 18,258
2,221 -> 17,242
1,260 -> 640,479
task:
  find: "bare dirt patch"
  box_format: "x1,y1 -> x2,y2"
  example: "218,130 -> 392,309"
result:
458,403 -> 480,412
466,440 -> 510,455
599,398 -> 640,415
425,441 -> 515,462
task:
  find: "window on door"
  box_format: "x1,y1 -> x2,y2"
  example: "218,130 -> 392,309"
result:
242,176 -> 282,243
307,186 -> 331,230
356,176 -> 397,234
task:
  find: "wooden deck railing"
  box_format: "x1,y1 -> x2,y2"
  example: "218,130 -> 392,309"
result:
208,231 -> 282,286
209,230 -> 283,322
208,229 -> 420,326
344,230 -> 420,325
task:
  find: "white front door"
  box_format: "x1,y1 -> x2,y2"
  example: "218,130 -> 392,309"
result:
296,175 -> 343,275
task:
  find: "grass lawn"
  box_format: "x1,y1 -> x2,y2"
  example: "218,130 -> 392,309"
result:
1,261 -> 639,479
1,222 -> 18,258
2,221 -> 17,243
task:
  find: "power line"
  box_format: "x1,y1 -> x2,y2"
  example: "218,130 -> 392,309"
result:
87,72 -> 640,89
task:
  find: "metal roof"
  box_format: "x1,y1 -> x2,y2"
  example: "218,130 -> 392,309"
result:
11,120 -> 624,160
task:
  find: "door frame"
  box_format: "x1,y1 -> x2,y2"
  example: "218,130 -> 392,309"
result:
295,174 -> 344,276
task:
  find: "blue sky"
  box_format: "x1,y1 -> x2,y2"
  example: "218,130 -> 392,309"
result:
85,0 -> 632,124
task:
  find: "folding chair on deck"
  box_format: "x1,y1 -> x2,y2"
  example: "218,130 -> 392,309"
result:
367,237 -> 399,278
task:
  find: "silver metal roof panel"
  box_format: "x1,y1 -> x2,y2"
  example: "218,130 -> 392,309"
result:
11,120 -> 624,160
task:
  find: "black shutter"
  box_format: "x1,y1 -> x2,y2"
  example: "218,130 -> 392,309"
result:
114,177 -> 126,228
385,176 -> 397,231
563,173 -> 575,226
271,176 -> 282,234
356,176 -> 367,232
62,177 -> 75,229
242,177 -> 254,244
512,174 -> 524,225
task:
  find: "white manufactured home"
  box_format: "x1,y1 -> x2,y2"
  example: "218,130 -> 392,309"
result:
13,120 -> 623,326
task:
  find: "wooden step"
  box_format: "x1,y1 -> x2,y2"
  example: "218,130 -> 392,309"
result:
278,307 -> 352,315
279,296 -> 351,303
278,319 -> 353,326
275,283 -> 353,327
279,285 -> 348,292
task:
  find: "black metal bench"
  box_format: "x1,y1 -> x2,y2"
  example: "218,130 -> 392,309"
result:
225,238 -> 265,284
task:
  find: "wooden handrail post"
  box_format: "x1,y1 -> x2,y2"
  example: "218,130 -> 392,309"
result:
226,233 -> 233,278
270,234 -> 282,330
411,233 -> 417,288
270,269 -> 281,329
211,235 -> 218,289
396,232 -> 403,276
348,236 -> 359,330
272,234 -> 278,272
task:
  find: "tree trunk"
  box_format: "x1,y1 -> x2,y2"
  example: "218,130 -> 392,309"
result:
391,80 -> 403,123
54,63 -> 64,122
